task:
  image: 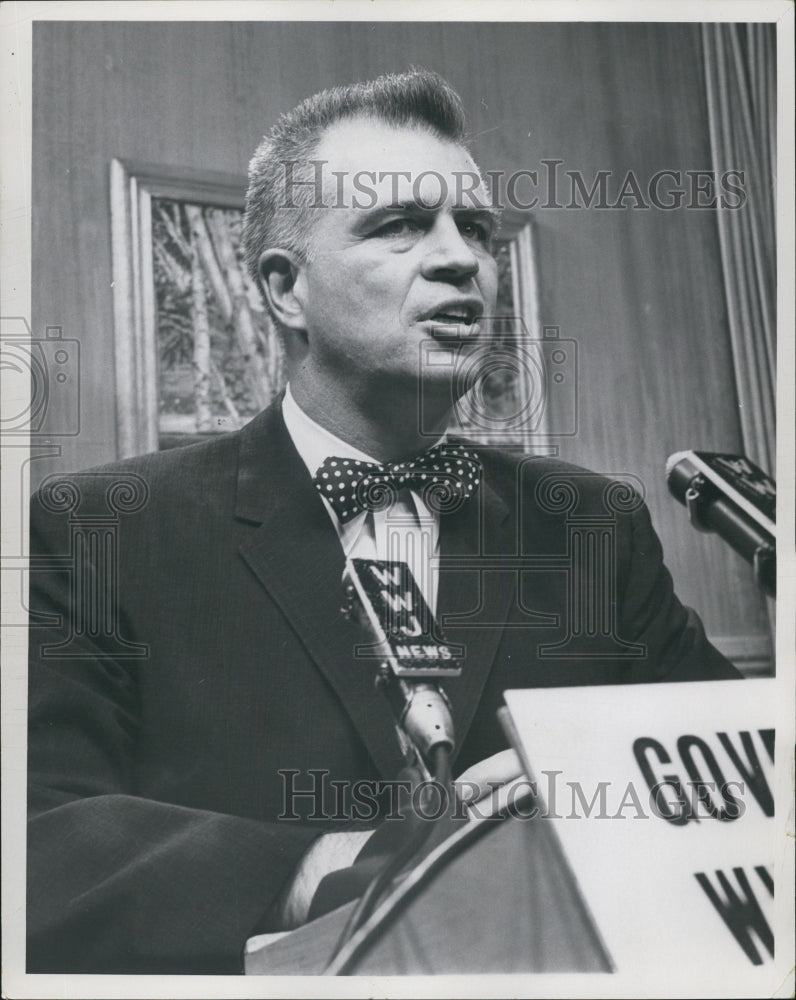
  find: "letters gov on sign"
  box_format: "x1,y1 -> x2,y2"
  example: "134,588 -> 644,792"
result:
501,679 -> 781,995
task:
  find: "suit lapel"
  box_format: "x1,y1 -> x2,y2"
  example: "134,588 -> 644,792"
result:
235,403 -> 406,779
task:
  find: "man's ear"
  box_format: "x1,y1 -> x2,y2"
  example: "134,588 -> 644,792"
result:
258,249 -> 307,331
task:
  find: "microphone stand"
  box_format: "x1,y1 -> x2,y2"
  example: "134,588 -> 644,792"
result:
327,559 -> 460,966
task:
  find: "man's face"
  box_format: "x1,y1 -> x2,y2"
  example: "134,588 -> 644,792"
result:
291,117 -> 499,404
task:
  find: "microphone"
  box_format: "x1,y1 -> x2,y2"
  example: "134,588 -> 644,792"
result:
333,558 -> 463,958
341,558 -> 459,771
666,450 -> 776,597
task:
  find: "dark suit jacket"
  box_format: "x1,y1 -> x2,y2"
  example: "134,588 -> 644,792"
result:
27,400 -> 739,973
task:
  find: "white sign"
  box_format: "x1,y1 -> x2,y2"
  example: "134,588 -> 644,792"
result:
502,679 -> 784,996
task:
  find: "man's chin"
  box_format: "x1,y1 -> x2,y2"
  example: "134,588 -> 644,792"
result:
414,336 -> 486,402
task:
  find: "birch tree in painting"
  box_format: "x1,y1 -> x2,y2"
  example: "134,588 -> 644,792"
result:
152,198 -> 284,439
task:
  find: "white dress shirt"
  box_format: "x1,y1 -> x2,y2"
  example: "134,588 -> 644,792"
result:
282,384 -> 441,614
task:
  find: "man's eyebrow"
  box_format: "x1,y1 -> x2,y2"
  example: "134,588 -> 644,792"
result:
356,201 -> 501,224
452,205 -> 502,226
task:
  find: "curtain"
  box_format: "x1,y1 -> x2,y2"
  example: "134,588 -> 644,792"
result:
702,23 -> 777,477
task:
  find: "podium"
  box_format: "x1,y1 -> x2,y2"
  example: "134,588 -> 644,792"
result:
245,810 -> 612,975
246,680 -> 785,991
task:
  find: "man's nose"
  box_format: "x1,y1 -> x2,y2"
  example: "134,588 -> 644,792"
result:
420,216 -> 480,283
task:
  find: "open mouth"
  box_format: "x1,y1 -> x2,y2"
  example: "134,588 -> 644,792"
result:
432,312 -> 475,326
427,305 -> 481,326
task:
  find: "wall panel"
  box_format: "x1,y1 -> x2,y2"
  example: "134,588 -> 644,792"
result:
31,20 -> 772,656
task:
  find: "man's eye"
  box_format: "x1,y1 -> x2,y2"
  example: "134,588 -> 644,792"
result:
458,220 -> 492,244
376,218 -> 422,237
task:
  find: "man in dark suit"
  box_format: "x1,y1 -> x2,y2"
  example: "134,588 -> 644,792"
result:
27,69 -> 739,974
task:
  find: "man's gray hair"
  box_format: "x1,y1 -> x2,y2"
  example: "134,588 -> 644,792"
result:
242,68 -> 469,298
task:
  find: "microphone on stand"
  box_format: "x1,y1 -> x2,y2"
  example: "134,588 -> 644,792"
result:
665,450 -> 776,597
341,557 -> 460,773
328,558 -> 464,962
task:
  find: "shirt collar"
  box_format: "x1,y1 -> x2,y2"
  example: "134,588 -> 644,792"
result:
282,383 -> 380,480
282,382 -> 447,479
282,384 -> 447,535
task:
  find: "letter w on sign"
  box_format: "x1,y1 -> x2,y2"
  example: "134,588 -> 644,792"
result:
342,558 -> 463,677
695,865 -> 774,965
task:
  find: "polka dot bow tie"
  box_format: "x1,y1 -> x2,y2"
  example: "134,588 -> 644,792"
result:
312,443 -> 482,523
